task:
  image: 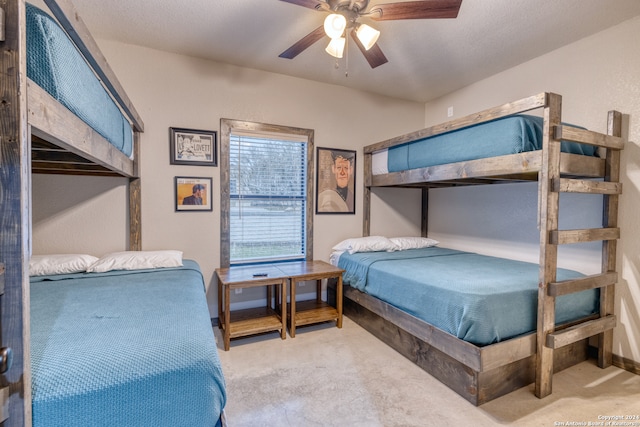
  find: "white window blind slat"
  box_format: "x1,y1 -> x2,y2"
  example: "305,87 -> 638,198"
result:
230,133 -> 307,264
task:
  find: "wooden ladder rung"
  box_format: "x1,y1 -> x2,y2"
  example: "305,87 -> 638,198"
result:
546,315 -> 616,349
548,271 -> 617,297
553,178 -> 622,195
550,227 -> 620,244
554,125 -> 625,150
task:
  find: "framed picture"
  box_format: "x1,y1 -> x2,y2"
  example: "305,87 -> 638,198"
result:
316,147 -> 356,214
175,176 -> 213,212
169,127 -> 217,166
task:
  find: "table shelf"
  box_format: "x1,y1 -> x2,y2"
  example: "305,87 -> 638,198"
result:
291,300 -> 338,327
225,307 -> 284,338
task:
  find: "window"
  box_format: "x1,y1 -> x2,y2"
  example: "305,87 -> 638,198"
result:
220,120 -> 314,267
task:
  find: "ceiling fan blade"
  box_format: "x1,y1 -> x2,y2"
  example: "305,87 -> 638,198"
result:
278,0 -> 325,10
370,0 -> 462,21
350,29 -> 388,69
279,26 -> 326,59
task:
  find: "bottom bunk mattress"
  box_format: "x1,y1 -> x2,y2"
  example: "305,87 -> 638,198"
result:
338,247 -> 598,346
30,260 -> 226,427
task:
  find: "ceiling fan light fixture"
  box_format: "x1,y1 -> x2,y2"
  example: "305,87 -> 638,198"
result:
279,0 -> 463,68
356,24 -> 380,51
324,13 -> 347,39
325,37 -> 346,58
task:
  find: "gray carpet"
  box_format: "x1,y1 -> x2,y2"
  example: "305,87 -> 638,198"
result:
216,316 -> 640,426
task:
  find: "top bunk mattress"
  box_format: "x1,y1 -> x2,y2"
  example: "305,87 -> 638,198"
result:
338,247 -> 598,346
30,260 -> 226,427
26,3 -> 133,157
372,115 -> 598,175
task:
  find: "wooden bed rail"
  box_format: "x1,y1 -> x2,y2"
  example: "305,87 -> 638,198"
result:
554,125 -> 624,151
364,92 -> 549,155
28,83 -> 135,177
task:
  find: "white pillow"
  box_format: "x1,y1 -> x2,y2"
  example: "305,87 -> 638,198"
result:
389,237 -> 439,250
87,250 -> 183,273
29,254 -> 99,276
332,236 -> 399,254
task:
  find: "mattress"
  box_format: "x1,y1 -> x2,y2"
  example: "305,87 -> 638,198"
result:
30,260 -> 226,427
26,3 -> 133,157
373,115 -> 597,175
338,247 -> 599,346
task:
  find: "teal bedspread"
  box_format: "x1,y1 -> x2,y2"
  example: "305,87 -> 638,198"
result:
26,3 -> 133,156
388,115 -> 596,172
338,248 -> 598,345
30,261 -> 226,427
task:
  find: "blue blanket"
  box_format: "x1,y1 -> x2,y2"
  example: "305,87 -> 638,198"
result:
388,115 -> 596,172
338,248 -> 598,345
26,3 -> 133,156
30,261 -> 226,427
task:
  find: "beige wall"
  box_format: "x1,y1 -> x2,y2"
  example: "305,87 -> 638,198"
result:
424,16 -> 640,363
32,41 -> 424,316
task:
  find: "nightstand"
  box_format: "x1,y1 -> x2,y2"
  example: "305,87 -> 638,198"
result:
216,265 -> 287,351
276,260 -> 344,338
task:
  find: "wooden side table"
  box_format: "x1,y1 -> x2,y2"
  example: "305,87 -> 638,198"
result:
276,260 -> 344,338
215,265 -> 287,351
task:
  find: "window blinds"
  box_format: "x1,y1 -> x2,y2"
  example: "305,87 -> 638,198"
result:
229,132 -> 308,264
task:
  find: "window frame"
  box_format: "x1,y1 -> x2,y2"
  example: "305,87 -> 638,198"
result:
220,119 -> 314,267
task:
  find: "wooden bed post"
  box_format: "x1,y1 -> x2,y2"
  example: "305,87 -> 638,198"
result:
599,110 -> 622,368
129,177 -> 142,251
363,152 -> 372,237
421,188 -> 429,237
536,92 -> 562,398
0,0 -> 30,424
128,131 -> 141,251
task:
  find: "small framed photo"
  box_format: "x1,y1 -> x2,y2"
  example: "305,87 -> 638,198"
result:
316,147 -> 356,214
175,176 -> 213,212
169,127 -> 217,166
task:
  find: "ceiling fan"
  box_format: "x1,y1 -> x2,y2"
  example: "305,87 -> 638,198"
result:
278,0 -> 463,68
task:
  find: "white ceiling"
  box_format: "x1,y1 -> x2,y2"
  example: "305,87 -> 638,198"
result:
64,0 -> 640,103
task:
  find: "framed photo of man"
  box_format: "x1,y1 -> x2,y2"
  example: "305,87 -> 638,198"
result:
169,127 -> 217,166
175,176 -> 213,212
316,147 -> 356,214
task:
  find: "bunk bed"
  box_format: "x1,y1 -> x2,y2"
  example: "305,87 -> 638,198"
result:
1,0 -> 225,424
30,258 -> 227,427
337,93 -> 624,406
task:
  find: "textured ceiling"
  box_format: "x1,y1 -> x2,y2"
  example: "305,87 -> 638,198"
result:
48,0 -> 640,102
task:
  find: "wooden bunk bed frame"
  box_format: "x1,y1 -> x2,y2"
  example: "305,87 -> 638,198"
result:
345,92 -> 624,405
1,0 -> 144,423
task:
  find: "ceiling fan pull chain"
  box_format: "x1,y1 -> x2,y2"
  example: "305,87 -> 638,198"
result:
345,34 -> 349,78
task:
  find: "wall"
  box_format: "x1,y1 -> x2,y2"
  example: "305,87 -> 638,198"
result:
423,17 -> 640,363
32,42 -> 424,316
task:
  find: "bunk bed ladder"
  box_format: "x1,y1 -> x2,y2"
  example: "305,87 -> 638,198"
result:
536,93 -> 624,398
